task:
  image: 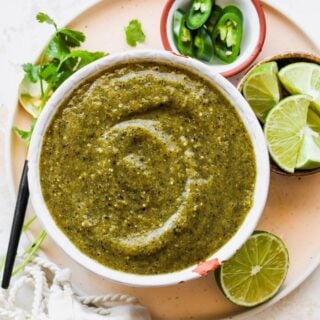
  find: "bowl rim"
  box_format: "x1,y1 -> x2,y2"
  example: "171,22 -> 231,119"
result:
237,50 -> 320,177
28,50 -> 270,287
160,0 -> 267,78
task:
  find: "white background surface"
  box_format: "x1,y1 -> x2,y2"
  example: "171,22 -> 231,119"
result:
0,0 -> 319,319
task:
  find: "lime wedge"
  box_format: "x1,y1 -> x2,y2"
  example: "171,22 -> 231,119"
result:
216,231 -> 289,307
243,62 -> 281,123
264,95 -> 312,173
278,62 -> 320,113
296,128 -> 320,169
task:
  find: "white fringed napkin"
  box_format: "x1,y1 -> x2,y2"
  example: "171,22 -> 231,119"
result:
0,256 -> 151,320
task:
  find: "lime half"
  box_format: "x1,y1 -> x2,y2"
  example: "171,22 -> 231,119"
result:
243,62 -> 281,123
216,231 -> 289,307
278,62 -> 320,113
264,95 -> 313,173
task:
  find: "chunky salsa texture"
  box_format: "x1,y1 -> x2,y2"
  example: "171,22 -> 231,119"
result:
40,62 -> 256,274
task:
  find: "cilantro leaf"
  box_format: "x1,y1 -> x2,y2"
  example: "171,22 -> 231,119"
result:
13,127 -> 31,141
22,63 -> 40,83
49,51 -> 106,89
125,19 -> 146,47
51,61 -> 78,89
65,50 -> 106,68
13,118 -> 37,144
36,12 -> 57,30
46,34 -> 70,60
39,61 -> 59,83
40,51 -> 104,89
58,29 -> 85,47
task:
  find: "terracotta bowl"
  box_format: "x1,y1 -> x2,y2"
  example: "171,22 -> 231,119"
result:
238,51 -> 320,176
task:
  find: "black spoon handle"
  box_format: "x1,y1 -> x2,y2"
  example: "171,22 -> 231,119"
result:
1,160 -> 29,289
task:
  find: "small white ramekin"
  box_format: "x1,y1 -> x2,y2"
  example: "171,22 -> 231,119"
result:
28,50 -> 270,287
160,0 -> 267,77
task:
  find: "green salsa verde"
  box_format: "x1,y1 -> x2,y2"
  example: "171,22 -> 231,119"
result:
40,62 -> 256,274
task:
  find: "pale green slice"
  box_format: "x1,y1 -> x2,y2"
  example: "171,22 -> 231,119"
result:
278,62 -> 320,113
264,95 -> 312,173
243,62 -> 281,123
296,127 -> 320,169
216,231 -> 289,307
307,108 -> 320,133
18,75 -> 48,118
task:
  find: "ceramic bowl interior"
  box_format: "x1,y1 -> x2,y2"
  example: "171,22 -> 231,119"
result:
28,50 -> 270,287
160,0 -> 266,77
238,51 -> 320,177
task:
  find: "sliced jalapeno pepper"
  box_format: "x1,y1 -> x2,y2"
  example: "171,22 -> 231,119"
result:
172,9 -> 185,44
194,27 -> 214,62
205,5 -> 222,33
212,5 -> 243,64
177,15 -> 194,57
186,0 -> 213,30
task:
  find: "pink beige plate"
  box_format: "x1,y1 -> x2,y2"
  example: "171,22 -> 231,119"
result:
8,1 -> 320,319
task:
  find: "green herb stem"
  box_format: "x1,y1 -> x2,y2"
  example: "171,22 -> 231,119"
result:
12,230 -> 47,276
38,45 -> 50,98
0,215 -> 42,276
38,83 -> 53,112
22,215 -> 37,233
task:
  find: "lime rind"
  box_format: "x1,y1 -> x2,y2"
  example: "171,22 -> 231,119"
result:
217,231 -> 289,307
264,95 -> 312,173
278,62 -> 320,114
243,62 -> 281,123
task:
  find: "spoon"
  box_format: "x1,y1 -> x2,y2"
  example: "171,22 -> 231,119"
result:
1,160 -> 29,289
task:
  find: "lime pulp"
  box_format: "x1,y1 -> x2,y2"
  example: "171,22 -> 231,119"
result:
216,231 -> 289,307
243,62 -> 281,123
278,62 -> 320,114
264,95 -> 320,173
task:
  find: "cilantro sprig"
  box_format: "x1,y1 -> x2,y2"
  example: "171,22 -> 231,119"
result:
16,12 -> 107,142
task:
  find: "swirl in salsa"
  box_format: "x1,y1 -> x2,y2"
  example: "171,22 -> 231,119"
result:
40,62 -> 256,274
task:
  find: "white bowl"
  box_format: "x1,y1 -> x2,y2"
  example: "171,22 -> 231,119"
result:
160,0 -> 266,77
28,50 -> 270,287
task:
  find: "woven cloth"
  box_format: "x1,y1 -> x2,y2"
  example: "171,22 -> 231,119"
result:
0,256 -> 151,320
